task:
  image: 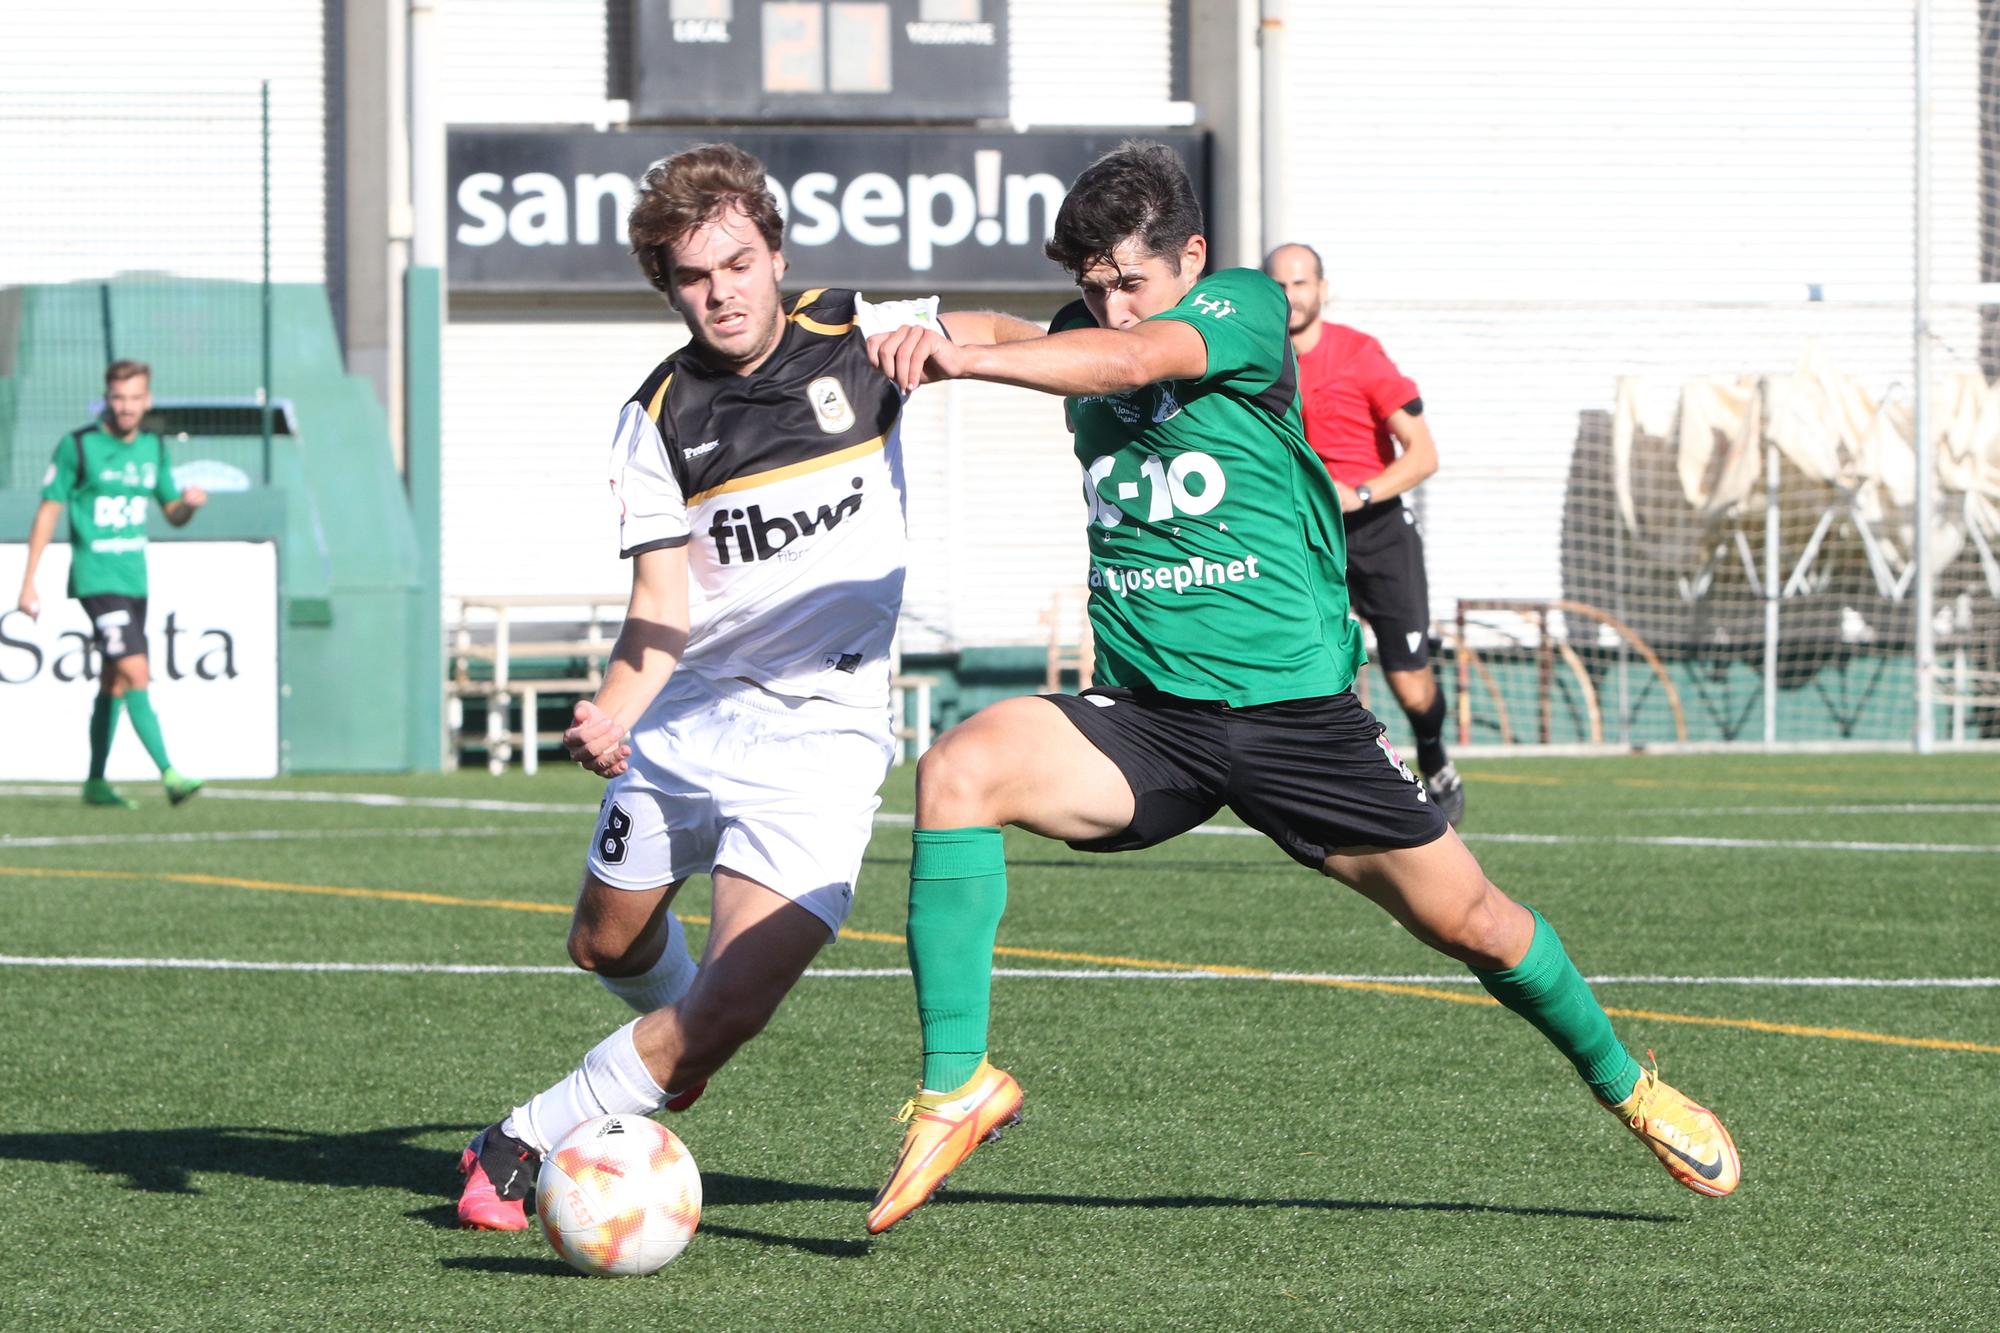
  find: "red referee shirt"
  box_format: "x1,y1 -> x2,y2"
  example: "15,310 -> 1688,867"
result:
1294,322 -> 1420,487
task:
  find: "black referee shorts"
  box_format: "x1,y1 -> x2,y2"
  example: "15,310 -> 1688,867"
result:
1345,501 -> 1433,673
1043,686 -> 1448,868
78,594 -> 149,664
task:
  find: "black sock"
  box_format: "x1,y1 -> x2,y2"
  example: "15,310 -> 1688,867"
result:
1410,691 -> 1449,775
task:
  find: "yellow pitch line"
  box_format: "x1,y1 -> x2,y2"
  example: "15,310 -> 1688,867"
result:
1595,1005 -> 2000,1055
9,865 -> 1996,1056
1473,772 -> 1851,795
857,933 -> 2000,1052
0,865 -> 573,916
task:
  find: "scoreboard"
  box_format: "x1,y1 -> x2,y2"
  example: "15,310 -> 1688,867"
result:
631,1 -> 1010,123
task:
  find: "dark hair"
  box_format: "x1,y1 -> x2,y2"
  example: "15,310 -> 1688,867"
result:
629,143 -> 784,294
1045,140 -> 1206,281
1262,242 -> 1325,279
104,359 -> 150,387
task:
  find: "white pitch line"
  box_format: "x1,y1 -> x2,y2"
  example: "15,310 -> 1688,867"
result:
1632,804 -> 2000,817
0,955 -> 578,975
1,955 -> 1995,987
1470,832 -> 2000,855
3,787 -> 1993,855
0,785 -> 597,815
0,825 -> 560,851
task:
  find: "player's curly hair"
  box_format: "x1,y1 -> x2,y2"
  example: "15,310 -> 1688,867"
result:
1045,140 -> 1206,281
629,143 -> 784,294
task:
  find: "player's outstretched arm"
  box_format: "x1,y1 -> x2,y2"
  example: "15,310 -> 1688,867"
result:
566,545 -> 690,779
938,310 -> 1045,345
16,500 -> 61,619
870,317 -> 1208,397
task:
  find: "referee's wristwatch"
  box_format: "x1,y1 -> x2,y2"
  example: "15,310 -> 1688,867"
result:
1355,484 -> 1374,508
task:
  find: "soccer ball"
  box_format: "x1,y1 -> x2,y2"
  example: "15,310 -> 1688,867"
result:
536,1114 -> 702,1276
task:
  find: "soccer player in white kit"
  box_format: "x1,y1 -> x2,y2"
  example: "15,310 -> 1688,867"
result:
455,143 -> 1021,1229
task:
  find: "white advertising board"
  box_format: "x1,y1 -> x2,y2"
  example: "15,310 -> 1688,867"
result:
0,541 -> 280,780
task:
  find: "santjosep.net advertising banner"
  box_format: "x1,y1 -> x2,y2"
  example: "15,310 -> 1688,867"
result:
447,127 -> 1210,292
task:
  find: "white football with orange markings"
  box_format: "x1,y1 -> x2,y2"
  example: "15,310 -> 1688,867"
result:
536,1114 -> 701,1276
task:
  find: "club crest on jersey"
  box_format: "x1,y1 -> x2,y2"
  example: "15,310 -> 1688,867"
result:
808,376 -> 856,434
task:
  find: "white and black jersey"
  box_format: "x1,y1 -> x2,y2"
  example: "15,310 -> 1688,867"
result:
609,288 -> 941,708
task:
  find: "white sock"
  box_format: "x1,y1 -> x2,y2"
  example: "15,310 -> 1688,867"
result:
597,912 -> 698,1014
503,1018 -> 665,1156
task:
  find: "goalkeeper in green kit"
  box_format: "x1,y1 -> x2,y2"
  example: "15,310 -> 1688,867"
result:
860,142 -> 1740,1234
16,360 -> 206,808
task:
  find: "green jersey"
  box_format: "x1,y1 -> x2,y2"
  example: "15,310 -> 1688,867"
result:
1055,267 -> 1364,706
39,424 -> 181,598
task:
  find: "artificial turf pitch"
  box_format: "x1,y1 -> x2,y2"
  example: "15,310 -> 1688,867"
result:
1,754 -> 1995,1330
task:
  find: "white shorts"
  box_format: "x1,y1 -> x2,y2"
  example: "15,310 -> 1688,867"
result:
585,671 -> 895,936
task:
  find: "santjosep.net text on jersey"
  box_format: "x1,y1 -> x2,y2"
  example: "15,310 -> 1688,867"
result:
1059,267 -> 1365,706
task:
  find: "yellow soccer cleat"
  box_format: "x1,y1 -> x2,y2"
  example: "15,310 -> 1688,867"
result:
866,1059 -> 1022,1234
1606,1055 -> 1741,1197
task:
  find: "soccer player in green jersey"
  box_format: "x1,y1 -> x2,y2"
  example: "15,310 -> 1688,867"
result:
17,360 -> 206,807
861,143 -> 1740,1234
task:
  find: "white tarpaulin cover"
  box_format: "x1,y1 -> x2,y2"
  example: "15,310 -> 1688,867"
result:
1612,347 -> 2000,595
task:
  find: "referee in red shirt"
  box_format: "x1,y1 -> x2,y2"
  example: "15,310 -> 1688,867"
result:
1264,242 -> 1463,825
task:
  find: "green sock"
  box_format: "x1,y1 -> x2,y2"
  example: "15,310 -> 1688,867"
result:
1473,908 -> 1643,1104
907,827 -> 1009,1093
88,694 -> 124,781
121,689 -> 173,772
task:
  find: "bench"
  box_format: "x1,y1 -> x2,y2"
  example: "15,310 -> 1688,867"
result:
451,593 -> 941,771
450,593 -> 623,774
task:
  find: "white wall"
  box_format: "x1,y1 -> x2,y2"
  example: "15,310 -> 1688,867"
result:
0,1 -> 326,286
440,0 -> 615,126
1279,1 -> 1985,622
441,311 -> 686,600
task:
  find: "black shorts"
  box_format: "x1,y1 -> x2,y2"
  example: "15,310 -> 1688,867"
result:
1345,501 -> 1433,672
1043,687 -> 1448,868
78,594 -> 148,663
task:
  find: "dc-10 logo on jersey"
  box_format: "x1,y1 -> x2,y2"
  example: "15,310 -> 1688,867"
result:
707,477 -> 865,565
809,376 -> 856,434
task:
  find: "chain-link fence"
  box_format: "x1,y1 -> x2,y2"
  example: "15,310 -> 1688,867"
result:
1285,1 -> 2000,749
0,86 -> 280,493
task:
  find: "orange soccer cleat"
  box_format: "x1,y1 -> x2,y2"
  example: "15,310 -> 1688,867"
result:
866,1060 -> 1023,1234
1605,1055 -> 1741,1198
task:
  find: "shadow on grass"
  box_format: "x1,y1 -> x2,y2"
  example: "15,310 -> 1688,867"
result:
0,1121 -> 472,1196
441,1254 -> 577,1278
441,1225 -> 869,1273
702,1171 -> 1677,1226
935,1189 -> 1681,1224
0,1128 -> 1680,1243
700,1223 -> 872,1257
